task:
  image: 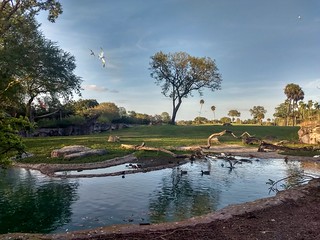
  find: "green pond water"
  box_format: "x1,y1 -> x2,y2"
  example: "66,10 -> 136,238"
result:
0,157 -> 319,234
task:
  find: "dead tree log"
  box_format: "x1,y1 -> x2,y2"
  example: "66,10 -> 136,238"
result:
205,130 -> 257,148
206,130 -> 227,147
121,143 -> 191,158
258,141 -> 295,152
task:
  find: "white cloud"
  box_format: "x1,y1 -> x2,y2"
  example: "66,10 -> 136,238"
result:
84,84 -> 112,92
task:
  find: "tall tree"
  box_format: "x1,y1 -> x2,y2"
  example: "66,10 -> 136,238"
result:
284,83 -> 304,126
149,51 -> 222,124
249,106 -> 267,125
20,32 -> 82,120
199,99 -> 205,117
274,101 -> 290,125
211,105 -> 216,120
0,0 -> 62,163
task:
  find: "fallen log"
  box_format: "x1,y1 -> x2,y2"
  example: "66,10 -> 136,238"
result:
121,143 -> 191,158
258,141 -> 295,152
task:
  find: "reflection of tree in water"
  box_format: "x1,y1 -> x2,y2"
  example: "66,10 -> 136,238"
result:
0,168 -> 78,234
148,167 -> 220,223
283,161 -> 305,188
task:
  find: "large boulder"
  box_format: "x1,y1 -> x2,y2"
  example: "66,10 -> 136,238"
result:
298,121 -> 320,144
51,145 -> 107,159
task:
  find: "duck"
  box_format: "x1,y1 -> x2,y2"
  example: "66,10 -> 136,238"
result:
201,170 -> 210,175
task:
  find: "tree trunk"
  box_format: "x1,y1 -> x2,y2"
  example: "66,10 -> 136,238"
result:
170,98 -> 182,124
26,97 -> 35,121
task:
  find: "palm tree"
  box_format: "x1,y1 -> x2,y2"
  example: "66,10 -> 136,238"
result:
284,83 -> 304,126
211,105 -> 216,120
199,99 -> 205,117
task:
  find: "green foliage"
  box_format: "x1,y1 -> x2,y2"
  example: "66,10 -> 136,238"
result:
220,117 -> 231,124
0,1 -> 80,120
0,112 -> 33,164
0,0 -> 62,38
36,115 -> 86,128
228,109 -> 241,118
250,106 -> 267,124
149,51 -> 222,124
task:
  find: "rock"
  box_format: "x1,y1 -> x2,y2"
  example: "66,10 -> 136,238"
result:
298,121 -> 320,144
51,145 -> 107,159
12,152 -> 34,160
64,149 -> 107,160
108,135 -> 120,142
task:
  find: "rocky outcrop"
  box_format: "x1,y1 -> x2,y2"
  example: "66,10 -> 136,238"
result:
51,145 -> 107,159
298,120 -> 320,144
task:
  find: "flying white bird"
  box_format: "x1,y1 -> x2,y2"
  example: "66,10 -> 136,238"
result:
298,15 -> 302,20
98,48 -> 106,68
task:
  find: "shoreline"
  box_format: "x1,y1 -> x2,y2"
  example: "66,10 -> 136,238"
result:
3,144 -> 320,239
13,144 -> 320,178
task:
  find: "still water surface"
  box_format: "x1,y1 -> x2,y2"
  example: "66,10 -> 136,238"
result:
0,158 -> 319,234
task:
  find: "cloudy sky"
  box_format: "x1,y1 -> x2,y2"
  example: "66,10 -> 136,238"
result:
37,0 -> 320,121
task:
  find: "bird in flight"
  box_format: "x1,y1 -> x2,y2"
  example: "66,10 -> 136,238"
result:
89,48 -> 106,68
98,48 -> 106,68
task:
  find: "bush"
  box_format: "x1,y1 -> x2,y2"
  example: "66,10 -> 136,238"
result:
36,115 -> 86,128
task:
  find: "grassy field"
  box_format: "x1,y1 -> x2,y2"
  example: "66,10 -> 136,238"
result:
20,124 -> 302,164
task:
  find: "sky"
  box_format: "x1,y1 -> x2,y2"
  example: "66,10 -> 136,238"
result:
36,0 -> 320,121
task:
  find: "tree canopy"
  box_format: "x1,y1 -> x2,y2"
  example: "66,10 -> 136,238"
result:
228,109 -> 241,121
284,83 -> 304,126
149,51 -> 222,124
250,106 -> 267,125
0,0 -> 62,36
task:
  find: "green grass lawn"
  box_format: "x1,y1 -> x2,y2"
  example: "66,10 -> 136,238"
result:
20,124 -> 302,164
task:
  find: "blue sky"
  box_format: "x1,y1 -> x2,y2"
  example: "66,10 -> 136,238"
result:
37,0 -> 320,121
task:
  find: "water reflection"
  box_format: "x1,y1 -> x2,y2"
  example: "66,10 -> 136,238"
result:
0,168 -> 78,233
0,159 -> 319,234
149,167 -> 220,222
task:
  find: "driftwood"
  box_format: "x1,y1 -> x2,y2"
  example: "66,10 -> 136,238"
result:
258,141 -> 294,152
258,141 -> 320,153
121,143 -> 192,158
206,130 -> 256,147
121,129 -> 258,159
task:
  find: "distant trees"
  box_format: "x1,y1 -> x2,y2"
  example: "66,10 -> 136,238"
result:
161,112 -> 171,123
284,83 -> 304,126
199,99 -> 205,117
211,105 -> 216,120
220,117 -> 231,124
149,51 -> 222,124
250,106 -> 267,125
228,110 -> 241,122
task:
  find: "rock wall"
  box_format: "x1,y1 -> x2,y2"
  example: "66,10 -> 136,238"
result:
298,120 -> 320,144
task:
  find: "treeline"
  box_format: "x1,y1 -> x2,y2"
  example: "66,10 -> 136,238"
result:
31,99 -> 172,127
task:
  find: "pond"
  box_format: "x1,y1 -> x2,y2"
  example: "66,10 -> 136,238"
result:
0,157 -> 319,234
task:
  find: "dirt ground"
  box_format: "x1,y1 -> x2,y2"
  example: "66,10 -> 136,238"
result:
3,144 -> 320,240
